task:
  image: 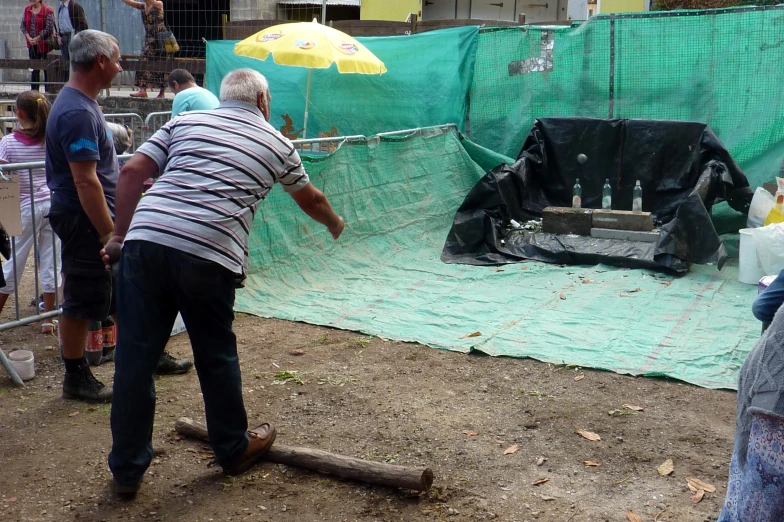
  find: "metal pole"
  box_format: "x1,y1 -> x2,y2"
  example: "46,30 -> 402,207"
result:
0,310 -> 60,333
609,16 -> 615,118
322,0 -> 327,23
52,228 -> 59,308
28,171 -> 41,317
101,0 -> 110,97
11,236 -> 18,321
0,348 -> 24,386
303,69 -> 313,139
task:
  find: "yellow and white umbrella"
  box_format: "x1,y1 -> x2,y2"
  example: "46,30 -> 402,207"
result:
234,21 -> 387,138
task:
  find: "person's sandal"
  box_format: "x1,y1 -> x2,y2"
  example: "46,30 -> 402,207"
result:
41,322 -> 54,335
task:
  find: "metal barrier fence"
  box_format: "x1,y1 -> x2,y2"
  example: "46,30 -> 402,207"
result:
0,113 -> 148,150
105,113 -> 146,152
144,111 -> 173,140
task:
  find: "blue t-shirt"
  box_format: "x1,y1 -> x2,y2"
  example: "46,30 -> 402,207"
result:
171,86 -> 220,118
45,87 -> 118,214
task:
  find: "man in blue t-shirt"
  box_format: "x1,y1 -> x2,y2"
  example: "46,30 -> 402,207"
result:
46,30 -> 123,403
168,69 -> 220,118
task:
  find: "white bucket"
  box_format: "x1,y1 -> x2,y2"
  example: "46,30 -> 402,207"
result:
739,228 -> 765,285
8,350 -> 35,381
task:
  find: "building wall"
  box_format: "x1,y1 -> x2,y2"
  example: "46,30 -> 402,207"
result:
598,0 -> 646,12
360,0 -> 421,21
231,0 -> 278,20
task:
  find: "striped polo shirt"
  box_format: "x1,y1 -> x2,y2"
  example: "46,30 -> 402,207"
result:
0,131 -> 49,204
124,100 -> 310,274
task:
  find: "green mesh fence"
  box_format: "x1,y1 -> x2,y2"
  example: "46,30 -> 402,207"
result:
469,7 -> 784,187
236,127 -> 759,390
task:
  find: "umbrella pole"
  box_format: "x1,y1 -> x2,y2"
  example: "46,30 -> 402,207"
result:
303,68 -> 312,140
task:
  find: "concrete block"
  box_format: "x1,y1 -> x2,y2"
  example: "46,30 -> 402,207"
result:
542,206 -> 593,236
592,209 -> 654,231
591,228 -> 661,243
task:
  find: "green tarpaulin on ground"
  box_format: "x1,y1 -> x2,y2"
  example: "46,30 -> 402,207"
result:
235,128 -> 758,390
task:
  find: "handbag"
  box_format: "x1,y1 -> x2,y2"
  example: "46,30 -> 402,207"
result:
157,29 -> 179,54
44,32 -> 60,51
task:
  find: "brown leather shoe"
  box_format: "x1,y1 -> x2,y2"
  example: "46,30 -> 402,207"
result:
223,423 -> 277,476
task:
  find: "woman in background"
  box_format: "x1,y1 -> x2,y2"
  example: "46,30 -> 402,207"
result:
21,0 -> 56,92
121,0 -> 169,99
0,91 -> 60,334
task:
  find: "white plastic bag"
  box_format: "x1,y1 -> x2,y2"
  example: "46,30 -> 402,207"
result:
747,187 -> 775,228
751,223 -> 784,275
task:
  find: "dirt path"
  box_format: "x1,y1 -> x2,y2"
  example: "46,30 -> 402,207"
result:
0,310 -> 736,522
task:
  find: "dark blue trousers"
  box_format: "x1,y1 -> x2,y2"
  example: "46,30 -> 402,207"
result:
108,240 -> 249,486
752,269 -> 784,326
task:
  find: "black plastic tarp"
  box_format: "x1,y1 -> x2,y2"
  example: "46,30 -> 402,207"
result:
442,118 -> 752,273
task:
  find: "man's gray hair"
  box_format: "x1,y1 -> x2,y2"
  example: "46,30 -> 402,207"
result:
70,30 -> 119,71
219,69 -> 269,104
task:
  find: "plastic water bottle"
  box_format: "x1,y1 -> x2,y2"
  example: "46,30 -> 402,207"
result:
84,320 -> 104,366
602,179 -> 612,209
632,180 -> 643,212
572,178 -> 582,208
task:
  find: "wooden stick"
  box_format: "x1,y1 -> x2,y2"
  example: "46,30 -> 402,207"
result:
174,417 -> 433,491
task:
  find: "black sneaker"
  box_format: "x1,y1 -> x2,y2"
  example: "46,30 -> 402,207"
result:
63,367 -> 113,402
155,351 -> 193,375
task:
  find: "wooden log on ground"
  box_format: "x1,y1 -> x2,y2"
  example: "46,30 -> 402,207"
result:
592,209 -> 653,231
542,206 -> 593,236
174,417 -> 433,491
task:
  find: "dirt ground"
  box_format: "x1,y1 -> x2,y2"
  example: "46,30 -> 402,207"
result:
0,285 -> 740,522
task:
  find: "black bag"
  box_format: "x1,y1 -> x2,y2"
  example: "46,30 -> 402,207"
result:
0,222 -> 10,261
157,29 -> 179,54
45,32 -> 60,51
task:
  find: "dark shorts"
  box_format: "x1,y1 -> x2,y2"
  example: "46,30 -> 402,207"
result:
48,204 -> 116,320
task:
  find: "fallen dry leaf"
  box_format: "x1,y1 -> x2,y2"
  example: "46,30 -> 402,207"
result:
657,459 -> 674,476
504,444 -> 520,455
520,266 -> 529,270
685,477 -> 716,493
622,404 -> 644,411
289,349 -> 305,356
626,510 -> 643,522
462,430 -> 479,437
686,481 -> 698,493
532,477 -> 550,486
582,279 -> 593,284
68,411 -> 80,417
584,460 -> 601,467
559,293 -> 567,300
460,331 -> 482,339
3,498 -> 16,503
574,374 -> 585,381
577,429 -> 601,441
690,489 -> 705,504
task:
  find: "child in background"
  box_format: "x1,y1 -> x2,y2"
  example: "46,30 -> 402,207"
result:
0,91 -> 60,333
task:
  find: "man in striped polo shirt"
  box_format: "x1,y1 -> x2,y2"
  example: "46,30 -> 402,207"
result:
102,69 -> 344,497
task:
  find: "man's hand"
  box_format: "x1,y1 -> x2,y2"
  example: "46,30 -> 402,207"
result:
328,217 -> 345,240
101,236 -> 124,271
